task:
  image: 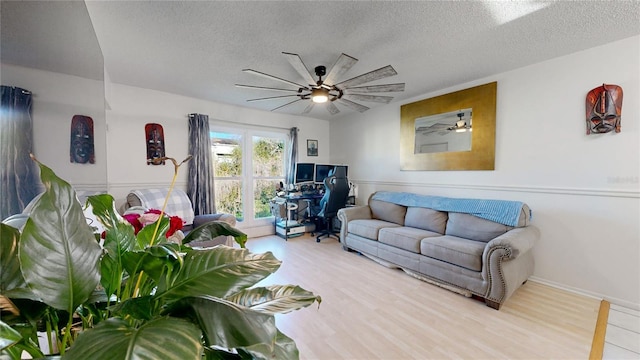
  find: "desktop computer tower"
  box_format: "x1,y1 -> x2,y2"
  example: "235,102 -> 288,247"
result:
275,222 -> 306,238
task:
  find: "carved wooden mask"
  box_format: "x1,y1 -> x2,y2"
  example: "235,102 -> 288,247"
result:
70,115 -> 95,164
145,123 -> 165,165
586,84 -> 623,134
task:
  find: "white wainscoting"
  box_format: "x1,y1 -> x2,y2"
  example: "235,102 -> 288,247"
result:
346,179 -> 640,312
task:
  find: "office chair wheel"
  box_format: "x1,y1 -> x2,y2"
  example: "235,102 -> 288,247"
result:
316,237 -> 321,243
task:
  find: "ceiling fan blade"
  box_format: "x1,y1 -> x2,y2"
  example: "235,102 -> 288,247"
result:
326,102 -> 340,115
236,84 -> 300,93
302,103 -> 314,114
337,98 -> 370,113
343,94 -> 394,104
247,94 -> 300,102
283,52 -> 316,85
271,98 -> 303,111
335,65 -> 398,89
343,83 -> 405,94
324,53 -> 358,85
242,69 -> 308,89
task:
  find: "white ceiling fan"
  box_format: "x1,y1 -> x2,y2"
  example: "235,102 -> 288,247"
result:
236,52 -> 405,115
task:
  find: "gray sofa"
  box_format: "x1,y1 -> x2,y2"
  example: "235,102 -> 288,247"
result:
337,191 -> 539,309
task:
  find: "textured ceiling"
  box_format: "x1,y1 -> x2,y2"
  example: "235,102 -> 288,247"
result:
3,1 -> 640,121
1,1 -> 104,81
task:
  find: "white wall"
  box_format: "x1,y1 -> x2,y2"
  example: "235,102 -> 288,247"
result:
1,64 -> 107,192
105,83 -> 331,236
330,35 -> 640,309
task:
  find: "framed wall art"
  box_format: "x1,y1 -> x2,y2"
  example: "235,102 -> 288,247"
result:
307,139 -> 318,156
400,82 -> 497,171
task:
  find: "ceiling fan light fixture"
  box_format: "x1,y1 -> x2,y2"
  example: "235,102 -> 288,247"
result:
311,88 -> 329,103
240,52 -> 404,115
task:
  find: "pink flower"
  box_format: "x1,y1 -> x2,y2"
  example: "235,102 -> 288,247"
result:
122,213 -> 143,234
139,213 -> 161,226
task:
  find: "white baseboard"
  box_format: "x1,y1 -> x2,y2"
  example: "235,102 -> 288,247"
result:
529,276 -> 640,311
240,224 -> 276,239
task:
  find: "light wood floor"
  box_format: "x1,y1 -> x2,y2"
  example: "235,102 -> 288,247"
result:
247,234 -> 600,360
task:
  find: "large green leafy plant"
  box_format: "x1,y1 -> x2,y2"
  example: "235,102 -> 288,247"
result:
0,159 -> 320,359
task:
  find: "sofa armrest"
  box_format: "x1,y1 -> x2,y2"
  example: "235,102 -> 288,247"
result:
193,213 -> 237,228
482,226 -> 539,304
484,226 -> 539,261
337,205 -> 372,241
187,213 -> 238,248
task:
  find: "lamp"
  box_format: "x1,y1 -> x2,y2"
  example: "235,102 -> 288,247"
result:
311,88 -> 329,103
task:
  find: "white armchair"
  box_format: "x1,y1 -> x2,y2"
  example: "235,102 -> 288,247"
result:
121,188 -> 237,247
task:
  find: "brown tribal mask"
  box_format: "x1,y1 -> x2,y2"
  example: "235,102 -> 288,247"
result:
586,84 -> 622,134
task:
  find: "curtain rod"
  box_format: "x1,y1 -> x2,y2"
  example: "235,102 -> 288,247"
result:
187,114 -> 294,131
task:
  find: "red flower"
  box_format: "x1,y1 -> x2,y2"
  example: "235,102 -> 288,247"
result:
167,215 -> 184,237
123,210 -> 183,238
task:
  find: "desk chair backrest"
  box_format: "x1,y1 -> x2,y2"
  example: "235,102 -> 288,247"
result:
318,166 -> 350,219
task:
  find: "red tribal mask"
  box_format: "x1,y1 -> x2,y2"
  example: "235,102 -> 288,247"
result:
585,84 -> 623,134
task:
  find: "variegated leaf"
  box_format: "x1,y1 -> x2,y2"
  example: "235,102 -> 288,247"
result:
225,285 -> 321,315
157,247 -> 281,301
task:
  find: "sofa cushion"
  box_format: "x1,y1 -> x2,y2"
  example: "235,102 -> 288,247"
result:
348,219 -> 400,241
379,227 -> 441,253
404,207 -> 448,234
445,212 -> 512,242
420,235 -> 486,272
369,199 -> 407,225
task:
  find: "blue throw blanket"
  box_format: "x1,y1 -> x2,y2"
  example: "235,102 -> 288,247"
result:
371,191 -> 530,227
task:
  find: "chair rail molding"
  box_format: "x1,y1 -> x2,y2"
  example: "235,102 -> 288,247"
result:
108,181 -> 189,191
352,180 -> 639,199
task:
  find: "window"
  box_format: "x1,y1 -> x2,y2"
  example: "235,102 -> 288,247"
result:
252,135 -> 285,218
211,132 -> 243,219
211,127 -> 286,225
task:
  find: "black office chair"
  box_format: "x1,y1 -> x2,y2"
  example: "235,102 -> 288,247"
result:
316,167 -> 350,243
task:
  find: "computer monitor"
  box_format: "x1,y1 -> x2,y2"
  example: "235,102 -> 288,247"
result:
314,164 -> 334,184
294,163 -> 315,184
334,165 -> 348,178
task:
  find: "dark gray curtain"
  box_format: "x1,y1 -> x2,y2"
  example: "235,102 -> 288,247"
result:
0,86 -> 40,220
285,127 -> 298,185
187,113 -> 216,215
